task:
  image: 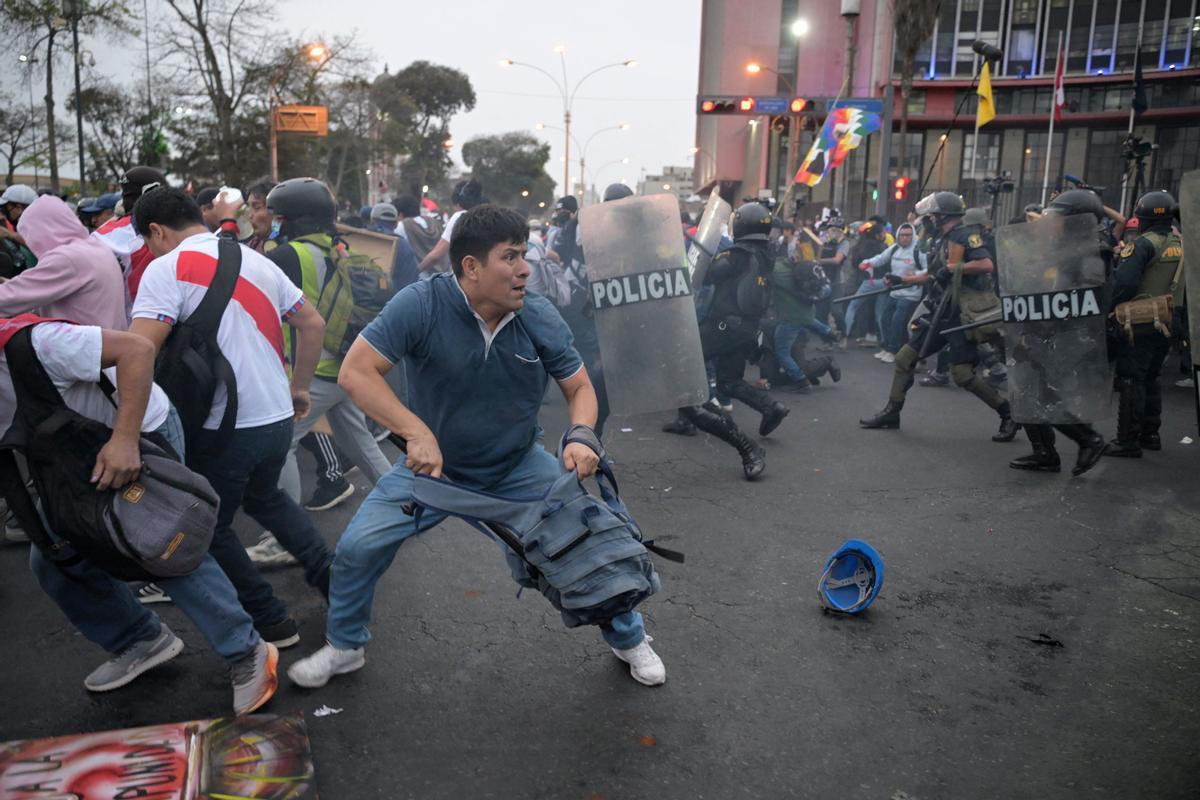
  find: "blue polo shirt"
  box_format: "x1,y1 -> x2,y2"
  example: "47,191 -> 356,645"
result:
361,272 -> 583,487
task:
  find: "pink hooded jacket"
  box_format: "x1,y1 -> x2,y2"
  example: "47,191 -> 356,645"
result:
6,195 -> 127,330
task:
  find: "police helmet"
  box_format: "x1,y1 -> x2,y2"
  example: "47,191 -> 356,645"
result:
914,191 -> 966,218
266,177 -> 337,226
602,182 -> 634,202
731,202 -> 773,241
818,539 -> 885,614
962,207 -> 990,227
1133,190 -> 1177,226
1043,189 -> 1105,223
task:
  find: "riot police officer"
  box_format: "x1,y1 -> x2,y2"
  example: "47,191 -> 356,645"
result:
1105,190 -> 1185,457
1008,190 -> 1109,476
675,202 -> 790,480
860,191 -> 1019,440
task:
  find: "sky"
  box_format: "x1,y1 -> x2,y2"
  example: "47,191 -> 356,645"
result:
42,0 -> 703,196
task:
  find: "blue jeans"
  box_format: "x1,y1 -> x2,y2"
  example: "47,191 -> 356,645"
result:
773,322 -> 811,382
191,418 -> 334,629
326,444 -> 646,652
878,294 -> 920,354
29,409 -> 259,663
844,277 -> 887,340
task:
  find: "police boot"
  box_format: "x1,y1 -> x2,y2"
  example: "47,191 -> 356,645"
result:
860,400 -> 903,429
992,402 -> 1020,443
1139,432 -> 1162,451
684,406 -> 766,480
1058,424 -> 1106,477
728,381 -> 790,436
1106,379 -> 1144,458
1009,425 -> 1061,472
661,414 -> 697,436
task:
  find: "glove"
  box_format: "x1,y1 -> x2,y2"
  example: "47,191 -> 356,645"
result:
883,273 -> 899,288
934,266 -> 952,288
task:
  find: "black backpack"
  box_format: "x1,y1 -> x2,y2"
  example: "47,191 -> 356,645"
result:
155,237 -> 240,462
0,327 -> 219,581
735,248 -> 774,318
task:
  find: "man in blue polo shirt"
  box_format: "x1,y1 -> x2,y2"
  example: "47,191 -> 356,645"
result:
289,205 -> 666,688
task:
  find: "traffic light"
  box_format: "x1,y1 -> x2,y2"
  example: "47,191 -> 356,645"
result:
738,97 -> 756,112
699,98 -> 739,113
893,176 -> 910,202
789,97 -> 807,113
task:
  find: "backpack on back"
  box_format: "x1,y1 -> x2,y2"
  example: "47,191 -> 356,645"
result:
734,250 -> 774,318
155,236 -> 240,460
409,461 -> 680,628
2,326 -> 219,581
401,217 -> 449,273
297,235 -> 396,360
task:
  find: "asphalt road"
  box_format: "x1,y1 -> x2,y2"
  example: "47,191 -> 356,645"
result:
3,347 -> 1198,799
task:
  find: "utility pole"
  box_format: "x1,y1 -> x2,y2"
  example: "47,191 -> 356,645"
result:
836,0 -> 861,212
70,8 -> 86,192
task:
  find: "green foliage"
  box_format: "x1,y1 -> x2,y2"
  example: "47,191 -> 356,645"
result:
461,132 -> 556,212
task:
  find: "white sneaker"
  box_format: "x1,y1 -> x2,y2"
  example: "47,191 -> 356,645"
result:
135,582 -> 172,604
246,532 -> 299,568
880,352 -> 896,363
872,349 -> 887,359
1177,377 -> 1195,389
288,643 -> 365,688
611,635 -> 666,686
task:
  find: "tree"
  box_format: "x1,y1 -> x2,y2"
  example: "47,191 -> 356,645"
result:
0,93 -> 43,186
67,80 -> 162,189
373,61 -> 475,195
0,0 -> 133,192
461,132 -> 556,211
891,0 -> 941,181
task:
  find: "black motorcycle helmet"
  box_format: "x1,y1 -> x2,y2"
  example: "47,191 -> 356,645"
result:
1043,189 -> 1105,223
119,166 -> 168,213
1133,190 -> 1177,227
602,182 -> 634,202
914,191 -> 965,218
731,202 -> 773,241
267,177 -> 336,237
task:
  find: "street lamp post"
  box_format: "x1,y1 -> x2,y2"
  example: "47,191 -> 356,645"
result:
535,122 -> 628,206
501,49 -> 636,195
746,62 -> 801,201
591,156 -> 630,198
270,43 -> 328,181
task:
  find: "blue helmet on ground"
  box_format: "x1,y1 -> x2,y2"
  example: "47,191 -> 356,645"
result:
818,539 -> 884,614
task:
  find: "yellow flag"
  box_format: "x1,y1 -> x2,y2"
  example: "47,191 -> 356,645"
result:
977,61 -> 996,127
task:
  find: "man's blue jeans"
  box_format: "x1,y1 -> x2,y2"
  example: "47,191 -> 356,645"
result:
191,418 -> 334,629
28,409 -> 260,663
326,444 -> 646,652
878,294 -> 920,354
773,322 -> 811,382
844,277 -> 887,340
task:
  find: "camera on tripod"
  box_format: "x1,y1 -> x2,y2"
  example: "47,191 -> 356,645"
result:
1122,134 -> 1157,161
981,171 -> 1014,196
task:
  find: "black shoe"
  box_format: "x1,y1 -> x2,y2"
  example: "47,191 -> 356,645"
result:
758,402 -> 790,436
738,439 -> 766,480
661,417 -> 697,436
993,414 -> 1020,443
1104,439 -> 1143,458
257,617 -> 300,649
304,478 -> 354,512
808,376 -> 821,386
919,372 -> 948,387
828,360 -> 842,383
1009,450 -> 1061,472
1139,432 -> 1162,451
777,380 -> 812,394
1072,434 -> 1107,477
860,401 -> 902,429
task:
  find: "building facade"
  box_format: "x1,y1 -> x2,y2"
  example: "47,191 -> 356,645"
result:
696,0 -> 1200,222
638,165 -> 695,203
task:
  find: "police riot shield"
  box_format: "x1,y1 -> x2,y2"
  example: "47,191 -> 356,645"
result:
1179,169 -> 1200,430
578,193 -> 710,416
996,213 -> 1112,425
686,191 -> 731,289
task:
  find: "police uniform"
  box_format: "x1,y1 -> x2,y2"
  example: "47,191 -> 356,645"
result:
1107,223 -> 1185,454
861,215 -> 1017,439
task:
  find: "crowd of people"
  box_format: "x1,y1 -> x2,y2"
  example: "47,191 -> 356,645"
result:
0,160 -> 1190,719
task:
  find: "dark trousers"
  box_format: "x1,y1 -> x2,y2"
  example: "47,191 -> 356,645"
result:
191,419 -> 334,628
700,319 -> 774,413
1113,333 -> 1171,440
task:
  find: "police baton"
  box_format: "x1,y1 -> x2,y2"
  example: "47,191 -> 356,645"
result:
832,282 -> 906,304
939,310 -> 1003,335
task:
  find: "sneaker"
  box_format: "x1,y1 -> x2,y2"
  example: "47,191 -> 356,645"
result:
611,635 -> 666,686
880,352 -> 896,364
3,510 -> 28,544
231,640 -> 279,716
872,349 -> 888,359
1177,377 -> 1195,389
919,371 -> 949,388
856,334 -> 879,348
828,360 -> 842,382
246,532 -> 299,568
288,642 -> 366,688
84,624 -> 184,692
135,582 -> 172,604
257,617 -> 301,649
304,478 -> 354,512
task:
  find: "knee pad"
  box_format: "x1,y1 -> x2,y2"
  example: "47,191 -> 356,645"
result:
950,363 -> 976,387
893,346 -> 919,372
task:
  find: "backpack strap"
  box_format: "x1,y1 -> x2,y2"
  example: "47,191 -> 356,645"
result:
0,449 -> 80,567
191,238 -> 241,450
4,327 -> 66,429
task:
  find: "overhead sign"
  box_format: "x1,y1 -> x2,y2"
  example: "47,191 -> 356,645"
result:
697,95 -> 883,116
273,104 -> 329,136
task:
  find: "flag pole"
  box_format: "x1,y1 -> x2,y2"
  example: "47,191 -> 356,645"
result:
1041,31 -> 1063,206
1120,24 -> 1144,213
781,80 -> 848,218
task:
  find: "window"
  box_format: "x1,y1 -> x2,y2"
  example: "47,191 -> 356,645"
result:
1007,0 -> 1040,76
890,132 -> 924,176
1088,1 -> 1119,73
956,0 -> 982,76
906,89 -> 927,115
1087,130 -> 1129,208
1067,0 -> 1093,71
962,131 -> 1003,177
1165,0 -> 1195,67
1019,131 -> 1065,208
1115,0 -> 1152,71
1043,0 -> 1072,75
934,2 -> 957,75
1153,126 -> 1200,197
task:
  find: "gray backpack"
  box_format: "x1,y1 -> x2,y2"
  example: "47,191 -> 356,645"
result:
408,461 -> 682,628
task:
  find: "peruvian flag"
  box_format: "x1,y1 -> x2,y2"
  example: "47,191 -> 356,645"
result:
1052,40 -> 1066,123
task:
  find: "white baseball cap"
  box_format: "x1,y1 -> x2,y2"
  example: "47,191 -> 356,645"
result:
0,184 -> 38,206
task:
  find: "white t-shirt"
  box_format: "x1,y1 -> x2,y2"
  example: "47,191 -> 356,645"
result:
441,210 -> 465,243
131,232 -> 305,430
394,216 -> 429,239
0,322 -> 170,435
